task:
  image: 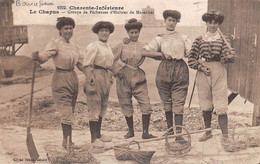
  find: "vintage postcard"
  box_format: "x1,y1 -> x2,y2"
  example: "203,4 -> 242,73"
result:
0,0 -> 260,163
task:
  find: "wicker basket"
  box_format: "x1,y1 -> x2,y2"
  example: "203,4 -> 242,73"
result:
164,125 -> 191,155
45,144 -> 96,164
222,123 -> 249,152
114,140 -> 156,164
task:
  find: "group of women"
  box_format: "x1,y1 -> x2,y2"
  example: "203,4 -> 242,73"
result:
32,9 -> 235,150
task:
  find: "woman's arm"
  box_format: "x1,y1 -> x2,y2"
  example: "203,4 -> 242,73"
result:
82,65 -> 94,78
220,36 -> 236,63
141,49 -> 164,58
32,40 -> 57,64
110,43 -> 124,77
182,35 -> 192,58
77,62 -> 84,72
142,37 -> 165,60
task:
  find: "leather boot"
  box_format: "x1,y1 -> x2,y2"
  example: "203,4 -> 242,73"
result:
124,116 -> 134,139
142,114 -> 156,139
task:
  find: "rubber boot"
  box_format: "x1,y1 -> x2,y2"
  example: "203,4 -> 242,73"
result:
218,114 -> 231,147
124,116 -> 134,139
199,111 -> 213,142
203,111 -> 213,135
89,121 -> 104,148
175,114 -> 187,144
142,114 -> 156,139
89,121 -> 98,143
165,111 -> 174,135
97,117 -> 113,142
97,117 -> 102,138
218,114 -> 228,137
61,123 -> 72,148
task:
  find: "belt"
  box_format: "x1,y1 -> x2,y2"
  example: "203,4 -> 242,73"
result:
93,65 -> 108,70
163,58 -> 183,62
125,64 -> 139,70
56,67 -> 74,72
201,57 -> 220,62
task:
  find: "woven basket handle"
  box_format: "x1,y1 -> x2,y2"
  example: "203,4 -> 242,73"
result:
165,125 -> 191,143
127,140 -> 140,150
232,123 -> 247,139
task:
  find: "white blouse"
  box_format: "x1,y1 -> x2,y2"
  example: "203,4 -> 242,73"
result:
144,30 -> 191,60
83,41 -> 114,69
39,36 -> 82,69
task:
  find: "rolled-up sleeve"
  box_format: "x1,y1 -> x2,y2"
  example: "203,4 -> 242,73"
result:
188,37 -> 201,70
39,40 -> 57,62
143,37 -> 161,52
83,44 -> 98,67
182,35 -> 192,58
78,47 -> 84,65
110,43 -> 124,74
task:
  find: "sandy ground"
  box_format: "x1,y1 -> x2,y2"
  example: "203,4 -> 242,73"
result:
1,126 -> 260,164
0,67 -> 259,164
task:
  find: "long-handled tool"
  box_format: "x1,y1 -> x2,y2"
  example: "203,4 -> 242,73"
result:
105,128 -> 212,151
188,71 -> 198,109
26,59 -> 39,160
217,28 -> 233,50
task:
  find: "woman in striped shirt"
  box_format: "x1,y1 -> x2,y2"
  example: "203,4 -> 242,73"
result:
188,10 -> 235,143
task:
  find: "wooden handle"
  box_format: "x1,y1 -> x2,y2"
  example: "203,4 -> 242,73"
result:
188,71 -> 198,109
27,60 -> 37,135
217,28 -> 232,50
105,128 -> 212,151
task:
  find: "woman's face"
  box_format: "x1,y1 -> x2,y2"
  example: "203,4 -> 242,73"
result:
165,17 -> 177,31
98,28 -> 110,42
128,29 -> 140,42
60,25 -> 73,41
206,20 -> 219,33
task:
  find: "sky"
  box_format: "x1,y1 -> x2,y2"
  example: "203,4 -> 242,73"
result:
12,0 -> 208,26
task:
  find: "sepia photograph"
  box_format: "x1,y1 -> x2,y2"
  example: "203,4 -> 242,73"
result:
0,0 -> 260,163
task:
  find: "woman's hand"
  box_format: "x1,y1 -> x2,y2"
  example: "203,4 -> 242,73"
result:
116,71 -> 125,79
200,66 -> 211,76
123,37 -> 130,44
32,51 -> 39,60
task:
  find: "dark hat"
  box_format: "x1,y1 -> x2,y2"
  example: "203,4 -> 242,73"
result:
202,10 -> 225,24
125,18 -> 143,32
92,21 -> 114,34
56,17 -> 75,30
163,10 -> 181,22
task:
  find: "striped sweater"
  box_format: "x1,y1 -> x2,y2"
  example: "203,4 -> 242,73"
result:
188,35 -> 235,70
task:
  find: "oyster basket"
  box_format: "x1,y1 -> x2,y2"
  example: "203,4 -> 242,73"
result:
114,140 -> 156,164
45,144 -> 95,164
222,123 -> 260,152
164,125 -> 191,155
